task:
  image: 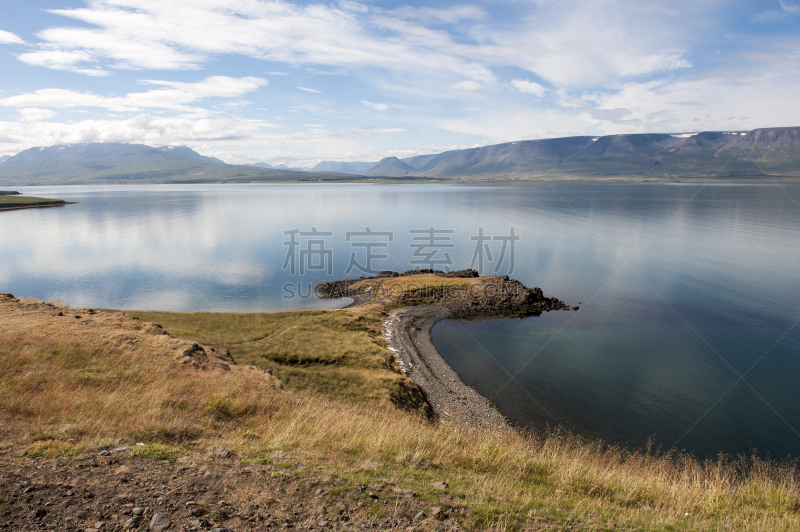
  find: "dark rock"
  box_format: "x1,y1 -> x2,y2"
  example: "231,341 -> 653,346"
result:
444,268 -> 479,278
208,347 -> 235,364
572,306 -> 579,310
32,507 -> 47,519
182,343 -> 205,358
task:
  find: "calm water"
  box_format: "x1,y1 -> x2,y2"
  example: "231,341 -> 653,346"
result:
2,183 -> 799,458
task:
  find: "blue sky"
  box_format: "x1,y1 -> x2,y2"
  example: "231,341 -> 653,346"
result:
1,0 -> 799,166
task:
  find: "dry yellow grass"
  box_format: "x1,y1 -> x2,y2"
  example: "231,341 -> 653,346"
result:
1,294 -> 799,531
127,309 -> 428,413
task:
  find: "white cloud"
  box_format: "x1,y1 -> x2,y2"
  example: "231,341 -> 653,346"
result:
4,76 -> 267,116
0,112 -> 420,167
1,0 -> 798,164
511,79 -> 546,97
484,0 -> 697,87
361,100 -> 388,111
17,49 -> 109,76
0,30 -> 24,44
4,89 -> 104,108
780,0 -> 800,14
453,80 -> 482,91
16,108 -> 57,122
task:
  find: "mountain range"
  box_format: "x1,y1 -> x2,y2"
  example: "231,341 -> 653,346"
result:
344,127 -> 800,179
310,161 -> 375,174
1,127 -> 798,184
0,143 -> 350,185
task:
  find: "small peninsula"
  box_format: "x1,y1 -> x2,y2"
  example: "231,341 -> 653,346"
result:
0,191 -> 72,211
316,269 -> 574,426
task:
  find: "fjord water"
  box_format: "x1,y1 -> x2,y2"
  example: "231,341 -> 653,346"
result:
2,183 -> 799,458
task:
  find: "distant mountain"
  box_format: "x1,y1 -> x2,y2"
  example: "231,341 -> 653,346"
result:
0,155 -> 9,164
352,127 -> 800,179
311,161 -> 375,174
362,157 -> 417,177
273,163 -> 309,171
0,142 -> 352,185
4,127 -> 798,185
155,145 -> 225,164
247,162 -> 273,169
400,136 -> 596,177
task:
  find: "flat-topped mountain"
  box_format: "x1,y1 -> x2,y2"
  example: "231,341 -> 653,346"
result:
315,126 -> 800,179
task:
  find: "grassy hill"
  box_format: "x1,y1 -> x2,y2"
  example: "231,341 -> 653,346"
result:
2,286 -> 799,531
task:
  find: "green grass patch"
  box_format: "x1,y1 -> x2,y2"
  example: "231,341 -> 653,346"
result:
24,439 -> 84,458
128,309 -> 428,413
131,443 -> 186,461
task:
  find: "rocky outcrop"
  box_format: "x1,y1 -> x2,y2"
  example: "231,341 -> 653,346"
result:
440,275 -> 570,319
317,270 -> 571,318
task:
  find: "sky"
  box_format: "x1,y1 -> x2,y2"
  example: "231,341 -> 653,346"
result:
1,0 -> 799,167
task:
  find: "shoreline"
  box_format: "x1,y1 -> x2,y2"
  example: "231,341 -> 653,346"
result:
0,201 -> 77,211
4,178 -> 800,187
317,270 -> 573,426
383,305 -> 507,426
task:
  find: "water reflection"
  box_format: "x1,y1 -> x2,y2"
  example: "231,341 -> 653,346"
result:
2,182 -> 799,457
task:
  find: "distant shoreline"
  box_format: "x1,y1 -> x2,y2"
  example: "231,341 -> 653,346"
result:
0,200 -> 76,212
4,176 -> 800,186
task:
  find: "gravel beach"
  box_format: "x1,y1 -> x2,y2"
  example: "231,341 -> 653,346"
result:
383,305 -> 507,427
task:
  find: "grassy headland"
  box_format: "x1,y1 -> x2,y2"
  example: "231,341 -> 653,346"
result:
1,282 -> 799,531
0,194 -> 69,210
